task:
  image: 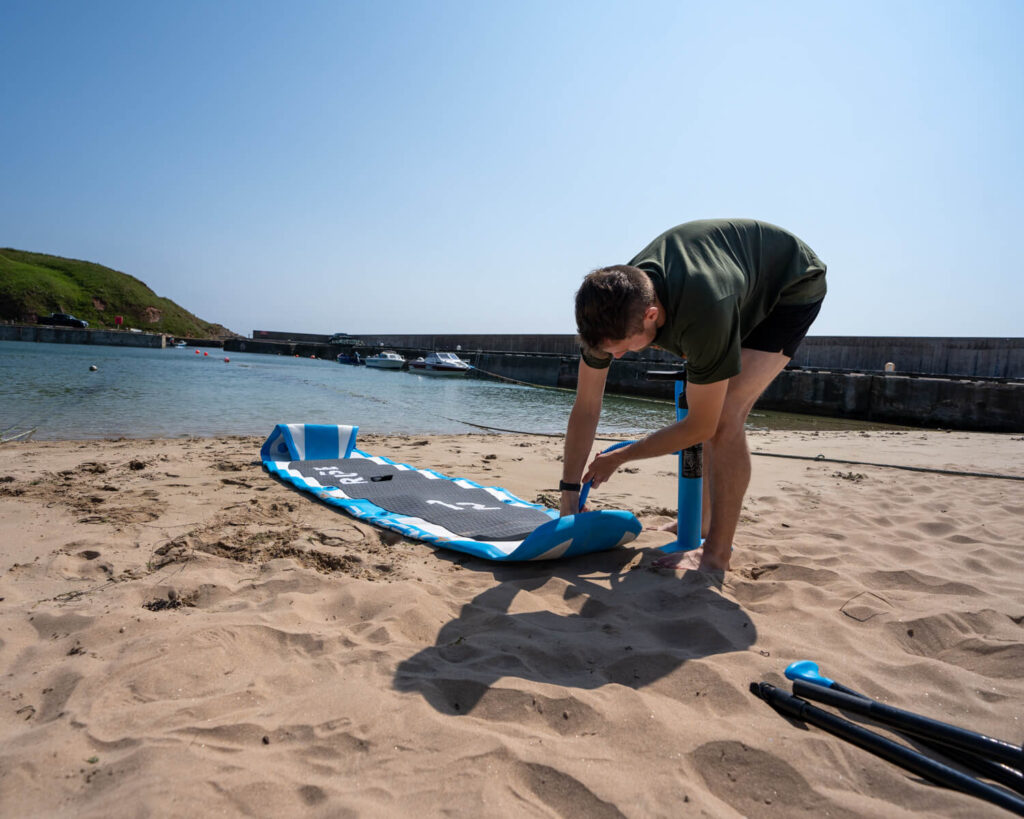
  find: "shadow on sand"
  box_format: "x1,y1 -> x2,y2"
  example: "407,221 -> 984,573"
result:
394,549 -> 756,715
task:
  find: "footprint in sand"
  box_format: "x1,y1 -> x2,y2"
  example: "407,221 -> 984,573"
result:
888,610 -> 1024,679
916,520 -> 956,536
691,740 -> 860,818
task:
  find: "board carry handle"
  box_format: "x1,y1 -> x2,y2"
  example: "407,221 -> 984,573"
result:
579,440 -> 635,512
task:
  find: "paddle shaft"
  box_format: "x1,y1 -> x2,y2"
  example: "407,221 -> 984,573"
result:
751,683 -> 1024,816
792,679 -> 1024,771
808,677 -> 1024,795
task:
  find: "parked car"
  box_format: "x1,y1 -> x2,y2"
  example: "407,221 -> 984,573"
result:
328,332 -> 363,346
38,312 -> 89,328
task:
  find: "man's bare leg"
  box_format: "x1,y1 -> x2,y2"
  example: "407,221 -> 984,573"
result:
653,349 -> 790,571
697,402 -> 755,570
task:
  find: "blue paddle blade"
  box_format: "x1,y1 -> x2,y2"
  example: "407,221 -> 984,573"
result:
785,660 -> 836,689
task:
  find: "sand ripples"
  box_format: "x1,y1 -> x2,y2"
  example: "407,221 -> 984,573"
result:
0,430 -> 1021,816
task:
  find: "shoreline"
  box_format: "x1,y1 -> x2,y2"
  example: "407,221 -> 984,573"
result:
1,429 -> 1022,816
0,406 -> 975,445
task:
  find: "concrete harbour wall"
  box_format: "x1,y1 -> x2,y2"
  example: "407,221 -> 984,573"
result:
469,353 -> 1024,433
758,370 -> 1021,432
225,338 -> 328,357
343,334 -> 1024,379
0,324 -> 165,348
792,336 -> 1024,379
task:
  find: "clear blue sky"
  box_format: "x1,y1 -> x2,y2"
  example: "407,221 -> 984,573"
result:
2,0 -> 1022,338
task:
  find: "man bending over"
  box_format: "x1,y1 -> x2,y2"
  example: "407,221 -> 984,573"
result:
559,219 -> 827,571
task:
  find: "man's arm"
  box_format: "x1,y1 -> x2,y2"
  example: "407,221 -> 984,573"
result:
560,359 -> 608,516
582,378 -> 728,488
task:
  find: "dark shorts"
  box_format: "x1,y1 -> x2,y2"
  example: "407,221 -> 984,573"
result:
742,298 -> 823,358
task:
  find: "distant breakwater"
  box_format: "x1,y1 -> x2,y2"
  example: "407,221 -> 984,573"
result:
0,323 -> 166,348
250,331 -> 1024,380
0,323 -> 224,349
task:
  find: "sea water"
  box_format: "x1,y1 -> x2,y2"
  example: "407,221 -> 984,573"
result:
0,340 -> 898,441
0,341 -> 672,440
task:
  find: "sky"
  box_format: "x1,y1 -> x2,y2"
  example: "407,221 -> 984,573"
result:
2,0 -> 1022,338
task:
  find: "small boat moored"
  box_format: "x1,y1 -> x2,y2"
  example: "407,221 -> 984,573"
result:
365,350 -> 406,369
336,351 -> 364,365
408,351 -> 472,376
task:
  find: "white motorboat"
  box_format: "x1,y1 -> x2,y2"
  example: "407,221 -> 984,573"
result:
365,350 -> 406,369
407,351 -> 471,376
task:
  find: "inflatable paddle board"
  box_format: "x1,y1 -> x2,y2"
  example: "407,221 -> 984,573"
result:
261,424 -> 642,561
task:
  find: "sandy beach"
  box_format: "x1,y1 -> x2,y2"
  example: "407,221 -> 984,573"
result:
0,428 -> 1022,817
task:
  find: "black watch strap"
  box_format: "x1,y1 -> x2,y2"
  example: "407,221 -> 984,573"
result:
559,480 -> 582,492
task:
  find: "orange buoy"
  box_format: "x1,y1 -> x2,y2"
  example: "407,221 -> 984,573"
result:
224,357 -> 230,363
195,349 -> 200,354
203,351 -> 208,356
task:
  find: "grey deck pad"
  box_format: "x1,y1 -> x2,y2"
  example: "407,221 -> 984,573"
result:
290,458 -> 552,541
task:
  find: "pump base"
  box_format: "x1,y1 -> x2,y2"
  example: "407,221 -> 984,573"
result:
656,539 -> 703,554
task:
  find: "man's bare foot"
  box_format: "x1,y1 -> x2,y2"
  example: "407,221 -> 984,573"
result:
698,550 -> 730,572
651,545 -> 731,572
651,550 -> 699,571
655,522 -> 712,540
656,520 -> 711,536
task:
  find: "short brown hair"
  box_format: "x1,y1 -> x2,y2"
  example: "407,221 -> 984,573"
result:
575,265 -> 655,350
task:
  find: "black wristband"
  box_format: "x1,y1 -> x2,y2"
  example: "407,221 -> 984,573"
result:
559,480 -> 582,492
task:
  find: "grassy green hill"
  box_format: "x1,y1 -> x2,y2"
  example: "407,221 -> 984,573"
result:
0,248 -> 236,339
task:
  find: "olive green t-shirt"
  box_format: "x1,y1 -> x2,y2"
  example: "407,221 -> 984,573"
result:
581,219 -> 827,384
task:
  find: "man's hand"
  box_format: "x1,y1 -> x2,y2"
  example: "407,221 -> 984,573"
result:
583,446 -> 629,490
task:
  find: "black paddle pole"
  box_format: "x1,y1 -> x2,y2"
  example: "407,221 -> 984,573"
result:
750,682 -> 1024,816
784,660 -> 1024,794
791,678 -> 1024,771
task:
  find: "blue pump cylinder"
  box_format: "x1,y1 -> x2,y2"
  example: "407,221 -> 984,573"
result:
674,374 -> 703,552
